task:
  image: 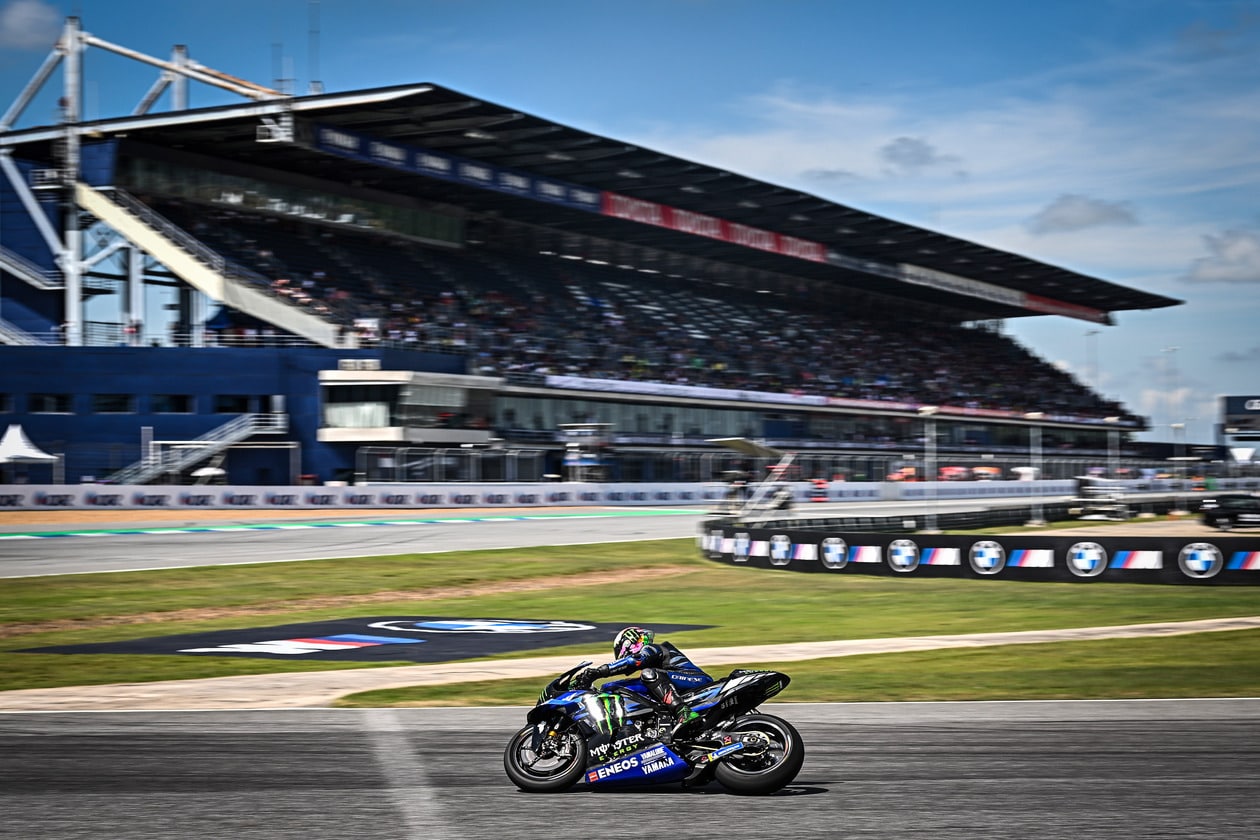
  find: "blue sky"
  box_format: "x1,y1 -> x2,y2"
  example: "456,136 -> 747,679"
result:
3,0 -> 1258,444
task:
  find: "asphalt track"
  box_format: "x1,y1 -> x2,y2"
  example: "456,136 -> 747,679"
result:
0,499 -> 1224,578
0,507 -> 707,577
4,507 -> 1258,837
3,701 -> 1258,840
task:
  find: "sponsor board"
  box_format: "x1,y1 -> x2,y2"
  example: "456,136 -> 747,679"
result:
0,482 -> 714,510
708,529 -> 1260,585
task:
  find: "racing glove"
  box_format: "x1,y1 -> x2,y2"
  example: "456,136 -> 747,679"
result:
574,664 -> 610,687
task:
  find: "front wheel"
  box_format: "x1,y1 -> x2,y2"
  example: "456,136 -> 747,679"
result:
1215,517 -> 1234,531
713,713 -> 805,795
503,724 -> 587,793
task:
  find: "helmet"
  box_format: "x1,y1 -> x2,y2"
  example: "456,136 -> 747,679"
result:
613,626 -> 655,660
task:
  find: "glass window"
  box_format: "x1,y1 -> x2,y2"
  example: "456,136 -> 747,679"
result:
93,394 -> 136,413
214,394 -> 253,413
30,393 -> 72,413
152,394 -> 193,413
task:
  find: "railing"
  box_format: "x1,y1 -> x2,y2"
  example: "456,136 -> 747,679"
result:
100,187 -> 228,274
0,244 -> 62,289
0,317 -> 46,346
107,413 -> 288,485
355,445 -> 548,483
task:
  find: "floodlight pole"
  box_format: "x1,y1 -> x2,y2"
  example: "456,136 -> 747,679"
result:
2,15 -> 290,348
60,16 -> 83,346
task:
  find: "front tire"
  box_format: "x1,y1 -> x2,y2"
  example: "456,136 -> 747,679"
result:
503,724 -> 587,793
713,713 -> 805,795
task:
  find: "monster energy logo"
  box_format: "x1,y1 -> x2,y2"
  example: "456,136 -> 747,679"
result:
584,692 -> 627,734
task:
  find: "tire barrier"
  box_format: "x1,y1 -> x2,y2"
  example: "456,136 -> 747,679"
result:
699,527 -> 1260,585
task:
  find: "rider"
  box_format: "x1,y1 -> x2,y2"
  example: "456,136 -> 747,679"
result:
578,626 -> 713,737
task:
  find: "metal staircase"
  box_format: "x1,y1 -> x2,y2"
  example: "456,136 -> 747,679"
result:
0,317 -> 47,345
107,413 -> 288,485
74,184 -> 354,348
0,243 -> 62,290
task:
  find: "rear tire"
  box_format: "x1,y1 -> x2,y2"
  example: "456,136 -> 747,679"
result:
503,724 -> 587,793
1216,517 -> 1234,531
713,713 -> 805,795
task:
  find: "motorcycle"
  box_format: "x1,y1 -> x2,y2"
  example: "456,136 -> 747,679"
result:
503,661 -> 804,795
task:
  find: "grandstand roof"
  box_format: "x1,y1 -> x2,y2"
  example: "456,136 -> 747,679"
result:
4,82 -> 1182,322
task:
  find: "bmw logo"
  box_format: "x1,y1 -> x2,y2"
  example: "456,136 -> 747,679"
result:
1178,542 -> 1224,580
821,537 -> 848,570
367,619 -> 594,634
769,535 -> 792,566
1067,542 -> 1108,578
969,540 -> 1006,575
888,539 -> 921,573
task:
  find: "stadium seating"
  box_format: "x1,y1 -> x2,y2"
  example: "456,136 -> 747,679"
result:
147,198 -> 1134,423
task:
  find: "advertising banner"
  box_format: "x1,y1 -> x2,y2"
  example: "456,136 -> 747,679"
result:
700,528 -> 1260,586
0,482 -> 725,511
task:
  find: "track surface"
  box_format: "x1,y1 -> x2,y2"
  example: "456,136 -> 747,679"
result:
0,507 -> 705,577
3,701 -> 1258,840
4,508 -> 1256,837
0,501 -> 1227,578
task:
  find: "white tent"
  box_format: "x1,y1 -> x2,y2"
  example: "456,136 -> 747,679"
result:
0,424 -> 60,483
0,424 -> 56,463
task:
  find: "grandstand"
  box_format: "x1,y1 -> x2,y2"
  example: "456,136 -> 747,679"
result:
0,17 -> 1186,486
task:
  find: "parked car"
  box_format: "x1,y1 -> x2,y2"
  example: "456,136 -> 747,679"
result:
1201,494 -> 1260,531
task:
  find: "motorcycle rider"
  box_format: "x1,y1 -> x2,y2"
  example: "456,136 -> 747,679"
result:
577,626 -> 713,738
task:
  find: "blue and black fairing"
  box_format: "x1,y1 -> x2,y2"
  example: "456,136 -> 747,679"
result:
680,669 -> 790,719
583,742 -> 690,787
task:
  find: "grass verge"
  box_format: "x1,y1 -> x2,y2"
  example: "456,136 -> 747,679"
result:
2,537 -> 1259,698
335,628 -> 1260,706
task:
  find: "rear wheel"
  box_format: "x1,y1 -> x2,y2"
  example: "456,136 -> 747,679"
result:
713,713 -> 805,795
503,724 -> 587,793
1216,517 -> 1234,531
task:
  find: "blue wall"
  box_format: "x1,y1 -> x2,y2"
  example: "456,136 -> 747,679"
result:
0,345 -> 465,483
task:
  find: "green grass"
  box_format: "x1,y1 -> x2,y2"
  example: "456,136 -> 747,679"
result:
336,629 -> 1260,706
2,537 -> 1259,698
0,541 -> 692,625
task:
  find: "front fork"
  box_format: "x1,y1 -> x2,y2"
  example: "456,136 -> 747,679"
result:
528,720 -> 577,763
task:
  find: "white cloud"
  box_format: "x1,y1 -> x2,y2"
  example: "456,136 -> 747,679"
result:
879,136 -> 958,174
1026,194 -> 1139,235
1217,345 -> 1260,363
0,0 -> 59,50
1184,229 -> 1260,284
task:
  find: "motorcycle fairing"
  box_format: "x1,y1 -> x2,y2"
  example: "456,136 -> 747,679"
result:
584,742 -> 689,787
682,669 -> 789,718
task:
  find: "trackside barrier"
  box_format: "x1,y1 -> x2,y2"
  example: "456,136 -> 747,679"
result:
748,496 -> 1203,533
0,478 -> 1240,513
0,482 -> 726,511
697,527 -> 1260,586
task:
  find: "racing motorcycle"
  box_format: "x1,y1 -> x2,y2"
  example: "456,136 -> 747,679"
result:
503,661 -> 804,795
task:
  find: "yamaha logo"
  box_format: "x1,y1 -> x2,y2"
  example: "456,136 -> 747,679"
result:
888,539 -> 920,573
821,537 -> 848,570
1178,542 -> 1225,580
1067,542 -> 1108,578
969,540 -> 1006,575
